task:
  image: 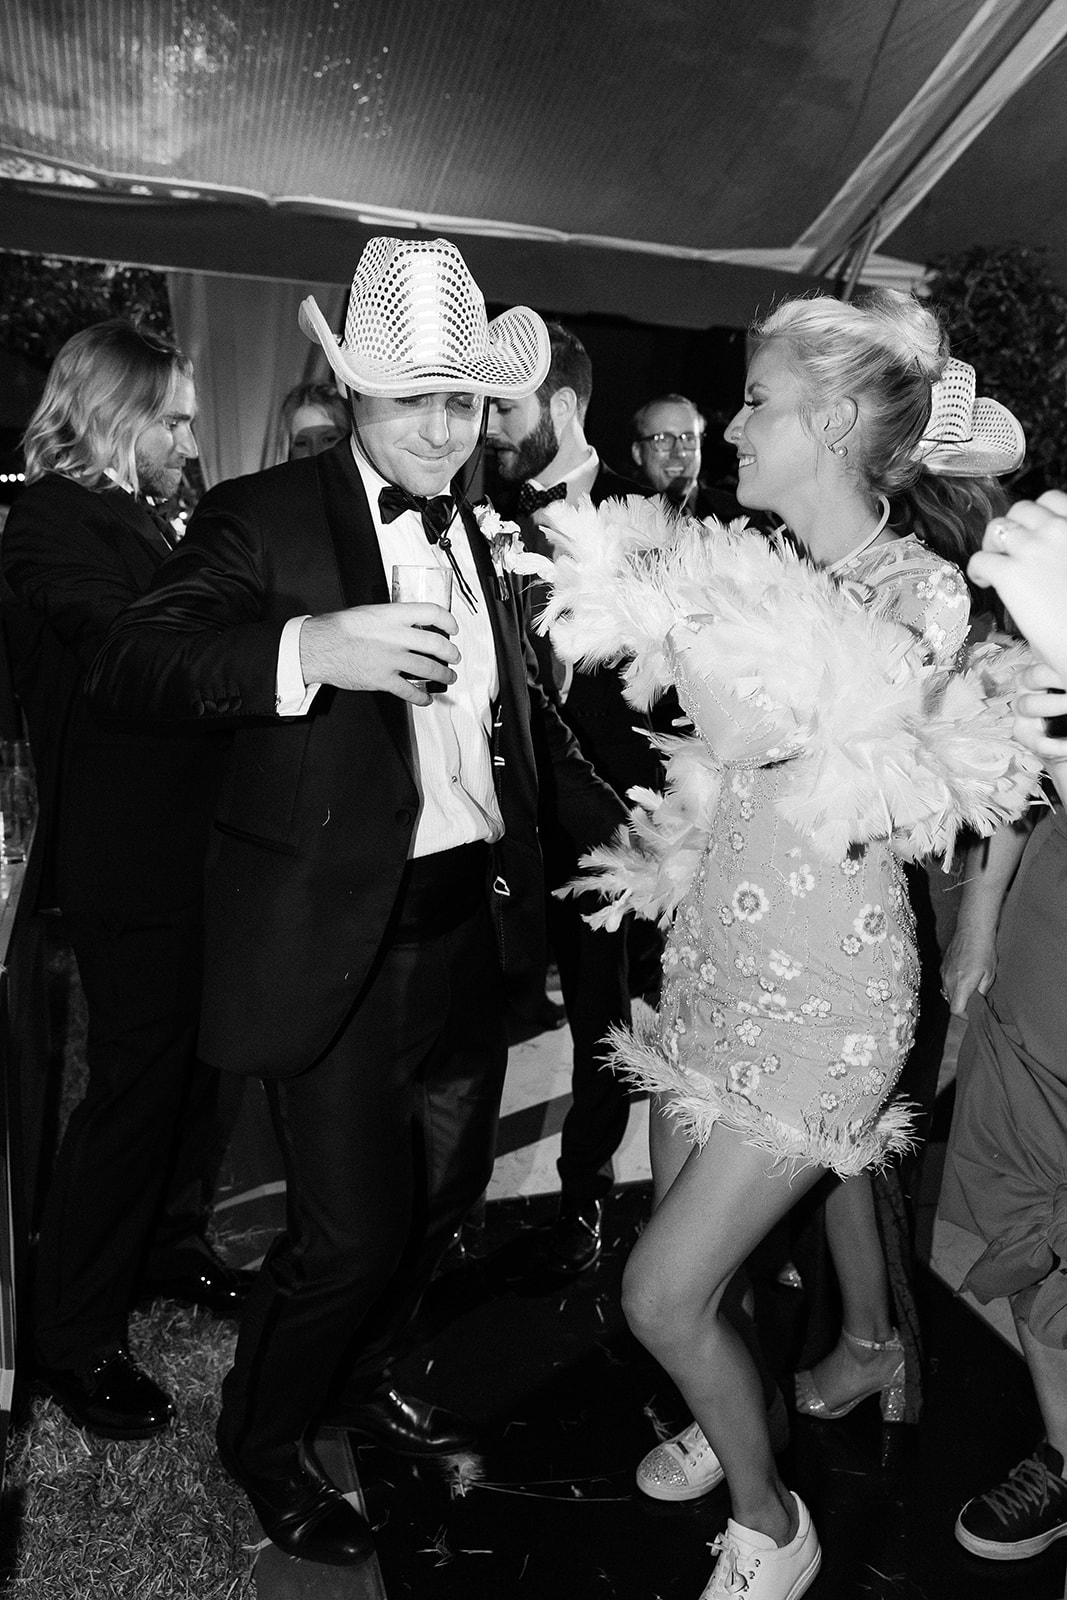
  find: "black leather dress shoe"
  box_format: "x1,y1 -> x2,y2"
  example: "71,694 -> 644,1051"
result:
216,1434 -> 374,1567
534,1196 -> 604,1277
34,1347 -> 175,1439
137,1254 -> 256,1319
324,1384 -> 478,1457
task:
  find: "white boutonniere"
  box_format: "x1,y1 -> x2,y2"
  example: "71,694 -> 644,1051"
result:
473,503 -> 555,599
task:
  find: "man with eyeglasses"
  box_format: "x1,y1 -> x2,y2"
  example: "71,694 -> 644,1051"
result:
630,392 -> 743,523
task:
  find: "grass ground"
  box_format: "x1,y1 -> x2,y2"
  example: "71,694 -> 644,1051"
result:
0,1298 -> 258,1600
1,1297 -> 258,1599
0,932 -> 262,1598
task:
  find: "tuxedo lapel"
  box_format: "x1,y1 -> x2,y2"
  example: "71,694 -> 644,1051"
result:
99,485 -> 172,571
313,440 -> 414,778
315,440 -> 389,608
460,499 -> 507,653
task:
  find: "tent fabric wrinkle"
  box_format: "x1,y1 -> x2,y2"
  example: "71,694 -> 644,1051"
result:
1,0 -> 1066,324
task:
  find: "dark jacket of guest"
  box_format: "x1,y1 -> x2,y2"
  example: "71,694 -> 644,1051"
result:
0,472 -> 223,912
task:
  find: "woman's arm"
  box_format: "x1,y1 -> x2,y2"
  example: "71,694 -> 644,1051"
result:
940,818 -> 1033,1014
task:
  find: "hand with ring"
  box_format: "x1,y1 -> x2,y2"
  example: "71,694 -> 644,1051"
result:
968,490 -> 1067,677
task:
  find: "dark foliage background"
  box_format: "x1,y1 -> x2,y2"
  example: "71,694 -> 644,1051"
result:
0,253 -> 173,372
926,243 -> 1067,498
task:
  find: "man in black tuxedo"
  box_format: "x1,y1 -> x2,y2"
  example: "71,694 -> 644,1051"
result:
630,392 -> 746,523
486,323 -> 663,1277
87,239 -> 622,1568
1,321 -> 245,1442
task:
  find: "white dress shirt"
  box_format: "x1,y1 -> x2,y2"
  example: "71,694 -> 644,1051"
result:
276,442 -> 503,858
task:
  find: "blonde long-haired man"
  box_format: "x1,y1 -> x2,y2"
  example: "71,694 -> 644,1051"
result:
2,320 -> 247,1444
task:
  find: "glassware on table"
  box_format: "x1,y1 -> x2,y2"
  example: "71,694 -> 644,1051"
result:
0,739 -> 36,863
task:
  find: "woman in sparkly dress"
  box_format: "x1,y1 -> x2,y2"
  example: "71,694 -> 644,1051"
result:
540,290 -> 1034,1600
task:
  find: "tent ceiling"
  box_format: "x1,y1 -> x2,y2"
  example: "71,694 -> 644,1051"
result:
2,0 -> 1066,328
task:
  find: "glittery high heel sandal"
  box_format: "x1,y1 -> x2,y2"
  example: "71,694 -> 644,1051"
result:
794,1328 -> 905,1422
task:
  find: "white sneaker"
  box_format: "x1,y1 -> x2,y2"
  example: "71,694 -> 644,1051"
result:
636,1389 -> 790,1502
700,1492 -> 821,1600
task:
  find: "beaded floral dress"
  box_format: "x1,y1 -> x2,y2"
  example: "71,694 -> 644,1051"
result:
642,537 -> 968,1175
539,501 -> 1041,1179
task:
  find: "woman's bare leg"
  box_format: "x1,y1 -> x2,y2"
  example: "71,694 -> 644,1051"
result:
648,1093 -> 692,1208
800,1173 -> 900,1407
624,1122 -> 822,1542
824,1174 -> 894,1339
647,1097 -> 777,1406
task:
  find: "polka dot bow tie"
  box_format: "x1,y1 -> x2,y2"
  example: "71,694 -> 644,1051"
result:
516,481 -> 567,517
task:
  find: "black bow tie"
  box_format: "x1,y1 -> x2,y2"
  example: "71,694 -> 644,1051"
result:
378,485 -> 477,610
517,481 -> 568,517
139,496 -> 177,549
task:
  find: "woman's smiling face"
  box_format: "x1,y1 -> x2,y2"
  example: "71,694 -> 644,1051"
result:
724,341 -> 824,518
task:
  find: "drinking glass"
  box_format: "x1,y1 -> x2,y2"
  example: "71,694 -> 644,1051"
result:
391,565 -> 453,690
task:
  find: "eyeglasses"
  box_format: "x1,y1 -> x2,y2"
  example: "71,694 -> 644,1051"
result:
635,431 -> 702,455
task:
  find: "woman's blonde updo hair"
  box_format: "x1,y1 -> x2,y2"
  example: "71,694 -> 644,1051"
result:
750,288 -> 1008,571
751,287 -> 948,498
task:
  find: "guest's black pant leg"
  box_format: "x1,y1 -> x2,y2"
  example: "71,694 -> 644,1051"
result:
33,899 -> 211,1367
218,900 -> 506,1471
548,891 -> 633,1201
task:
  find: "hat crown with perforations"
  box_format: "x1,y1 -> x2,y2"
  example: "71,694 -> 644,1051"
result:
300,236 -> 550,399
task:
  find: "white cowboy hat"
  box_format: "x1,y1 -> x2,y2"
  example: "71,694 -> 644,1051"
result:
299,236 -> 550,399
913,358 -> 1025,478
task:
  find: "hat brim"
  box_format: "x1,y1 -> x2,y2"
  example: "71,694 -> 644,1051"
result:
299,295 -> 550,399
915,397 -> 1026,479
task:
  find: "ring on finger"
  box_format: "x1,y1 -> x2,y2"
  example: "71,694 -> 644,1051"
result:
988,517 -> 1016,552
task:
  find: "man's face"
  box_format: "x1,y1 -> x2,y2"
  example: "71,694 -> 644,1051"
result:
486,393 -> 558,483
288,403 -> 347,460
350,390 -> 483,495
134,374 -> 198,499
632,400 -> 703,496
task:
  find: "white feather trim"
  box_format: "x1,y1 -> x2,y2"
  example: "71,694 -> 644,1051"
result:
605,1016 -> 917,1178
541,497 -> 1045,913
557,734 -> 722,928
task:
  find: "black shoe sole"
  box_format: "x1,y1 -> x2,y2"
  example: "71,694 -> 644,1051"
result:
955,1518 -> 1067,1561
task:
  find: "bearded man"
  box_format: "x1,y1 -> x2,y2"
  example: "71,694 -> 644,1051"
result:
486,323 -> 665,1279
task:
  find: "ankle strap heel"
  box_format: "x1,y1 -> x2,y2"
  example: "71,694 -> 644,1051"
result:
795,1327 -> 908,1421
880,1367 -> 907,1422
840,1327 -> 903,1354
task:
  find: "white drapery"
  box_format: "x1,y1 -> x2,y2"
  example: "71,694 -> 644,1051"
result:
166,272 -> 346,490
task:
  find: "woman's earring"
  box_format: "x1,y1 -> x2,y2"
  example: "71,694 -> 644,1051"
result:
826,441 -> 848,457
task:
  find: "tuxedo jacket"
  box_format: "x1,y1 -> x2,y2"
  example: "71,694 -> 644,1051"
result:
0,473 -> 223,913
515,466 -> 667,849
86,440 -> 621,1078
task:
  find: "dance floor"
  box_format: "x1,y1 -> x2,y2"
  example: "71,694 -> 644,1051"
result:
364,1187 -> 1059,1600
239,1002 -> 1065,1600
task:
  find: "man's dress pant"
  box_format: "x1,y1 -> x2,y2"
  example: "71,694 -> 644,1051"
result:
33,893 -> 221,1368
217,854 -> 507,1474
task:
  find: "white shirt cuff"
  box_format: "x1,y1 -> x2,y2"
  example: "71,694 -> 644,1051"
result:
276,615 -> 320,716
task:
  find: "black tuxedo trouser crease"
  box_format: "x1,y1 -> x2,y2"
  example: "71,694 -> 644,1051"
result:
218,859 -> 507,1472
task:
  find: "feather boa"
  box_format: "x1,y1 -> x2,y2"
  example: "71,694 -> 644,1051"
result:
540,495 -> 1044,924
